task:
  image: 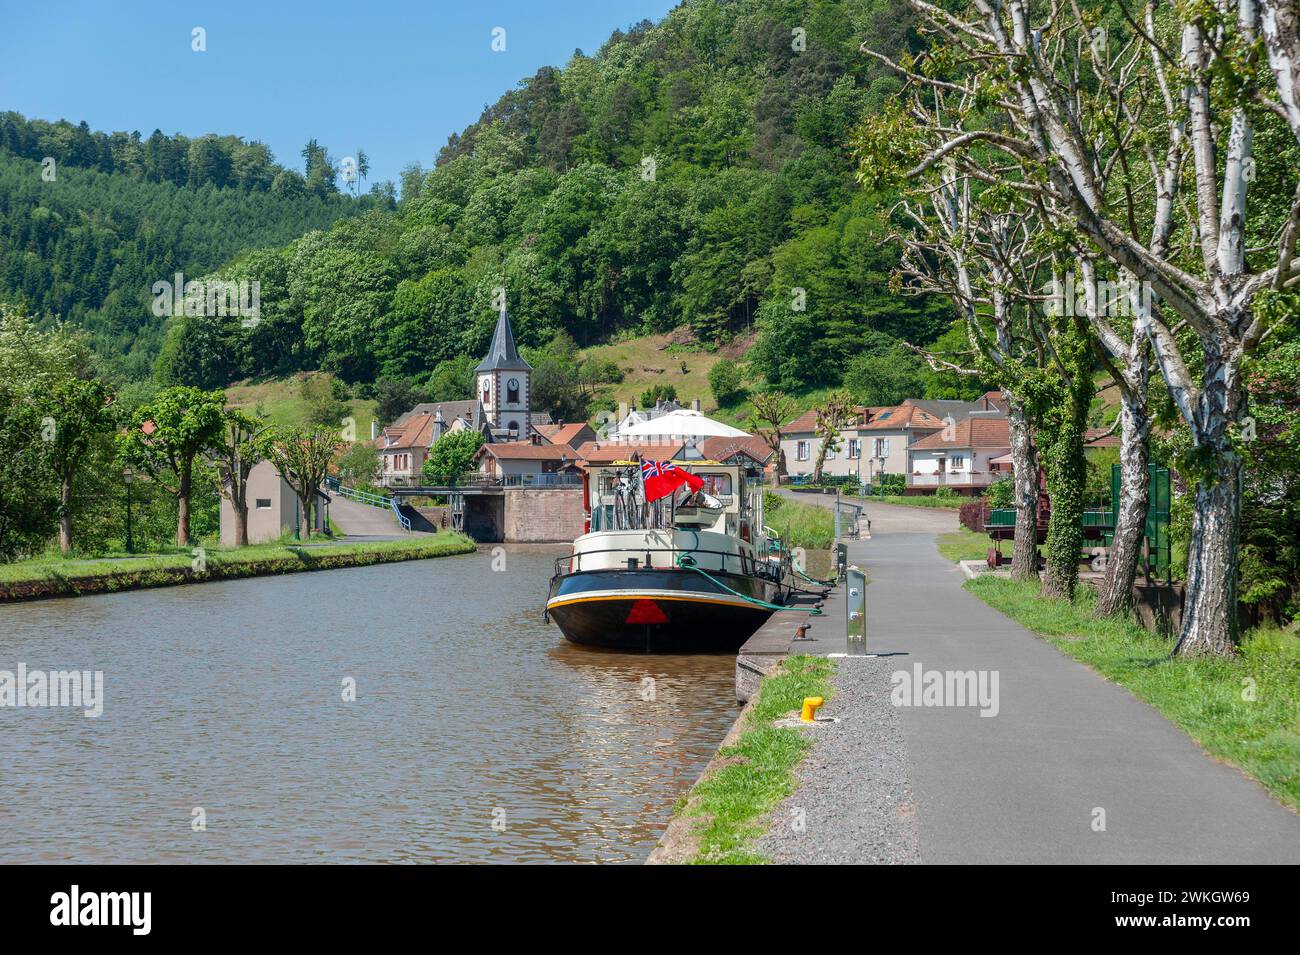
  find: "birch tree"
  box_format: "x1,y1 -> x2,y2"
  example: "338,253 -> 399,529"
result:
862,0 -> 1300,655
884,172 -> 1048,583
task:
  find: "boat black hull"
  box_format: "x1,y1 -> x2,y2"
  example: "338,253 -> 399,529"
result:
547,568 -> 781,652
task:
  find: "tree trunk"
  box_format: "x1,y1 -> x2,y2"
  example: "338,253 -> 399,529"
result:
1007,401 -> 1039,581
1095,378 -> 1150,617
1175,347 -> 1244,657
1041,419 -> 1087,601
1176,455 -> 1241,656
176,465 -> 191,547
234,501 -> 249,548
300,491 -> 313,540
59,474 -> 73,554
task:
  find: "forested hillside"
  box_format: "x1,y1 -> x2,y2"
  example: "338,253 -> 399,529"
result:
157,0 -> 965,401
0,112 -> 384,380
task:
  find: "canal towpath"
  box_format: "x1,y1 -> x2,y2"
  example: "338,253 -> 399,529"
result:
758,496 -> 1300,864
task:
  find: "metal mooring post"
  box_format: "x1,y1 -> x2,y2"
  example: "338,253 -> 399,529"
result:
846,564 -> 866,654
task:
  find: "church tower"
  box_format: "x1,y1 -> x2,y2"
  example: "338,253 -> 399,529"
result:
475,305 -> 531,437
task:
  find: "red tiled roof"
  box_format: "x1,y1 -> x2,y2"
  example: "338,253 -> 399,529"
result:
860,401 -> 946,431
1084,427 -> 1120,447
782,405 -> 875,435
534,422 -> 595,446
574,439 -> 686,464
909,415 -> 1010,450
698,435 -> 774,464
476,441 -> 578,461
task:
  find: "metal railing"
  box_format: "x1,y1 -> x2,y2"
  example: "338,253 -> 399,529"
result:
498,473 -> 583,487
554,545 -> 768,579
908,471 -> 992,486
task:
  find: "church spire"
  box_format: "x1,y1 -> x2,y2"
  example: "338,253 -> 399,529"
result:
475,304 -> 530,372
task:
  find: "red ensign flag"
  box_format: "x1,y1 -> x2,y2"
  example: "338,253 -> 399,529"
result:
640,460 -> 705,503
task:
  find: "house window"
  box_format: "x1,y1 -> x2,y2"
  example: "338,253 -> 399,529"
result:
874,437 -> 889,458
848,439 -> 860,459
796,440 -> 810,461
825,446 -> 836,460
950,454 -> 966,469
255,499 -> 272,510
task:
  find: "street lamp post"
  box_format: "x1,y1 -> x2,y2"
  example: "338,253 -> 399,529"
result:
123,468 -> 134,554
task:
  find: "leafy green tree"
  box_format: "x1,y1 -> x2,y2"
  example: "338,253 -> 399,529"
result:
41,376 -> 116,553
812,391 -> 854,482
118,387 -> 227,546
639,383 -> 677,408
0,382 -> 58,561
335,442 -> 380,489
708,359 -> 746,406
269,426 -> 339,539
374,377 -> 425,427
425,355 -> 478,402
423,429 -> 484,483
210,409 -> 273,547
748,390 -> 796,483
300,373 -> 352,428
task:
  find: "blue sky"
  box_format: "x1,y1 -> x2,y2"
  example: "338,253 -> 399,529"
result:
0,0 -> 677,191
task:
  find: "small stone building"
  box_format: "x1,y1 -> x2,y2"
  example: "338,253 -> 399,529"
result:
219,460 -> 329,546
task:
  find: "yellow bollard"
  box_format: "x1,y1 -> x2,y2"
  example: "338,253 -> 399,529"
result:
800,696 -> 824,723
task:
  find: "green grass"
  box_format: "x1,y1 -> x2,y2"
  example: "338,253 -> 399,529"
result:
676,655 -> 836,864
0,534 -> 476,595
847,493 -> 964,509
224,373 -> 377,431
763,493 -> 836,550
966,577 -> 1300,811
937,527 -> 996,563
579,331 -> 729,414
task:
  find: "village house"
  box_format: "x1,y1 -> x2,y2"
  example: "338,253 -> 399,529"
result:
532,421 -> 598,448
375,401 -> 484,487
779,392 -> 1011,488
779,405 -> 878,480
906,412 -> 1011,494
697,435 -> 776,482
473,442 -> 582,485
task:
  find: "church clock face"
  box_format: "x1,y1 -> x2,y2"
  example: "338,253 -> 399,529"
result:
506,377 -> 520,403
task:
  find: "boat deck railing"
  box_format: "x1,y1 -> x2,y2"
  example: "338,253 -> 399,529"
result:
554,545 -> 777,578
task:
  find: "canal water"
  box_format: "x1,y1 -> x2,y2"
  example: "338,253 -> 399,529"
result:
0,546 -> 738,863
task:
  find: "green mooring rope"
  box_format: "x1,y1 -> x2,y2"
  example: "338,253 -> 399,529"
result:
676,553 -> 823,615
793,566 -> 835,588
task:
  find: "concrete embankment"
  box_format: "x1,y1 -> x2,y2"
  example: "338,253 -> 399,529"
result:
0,535 -> 477,603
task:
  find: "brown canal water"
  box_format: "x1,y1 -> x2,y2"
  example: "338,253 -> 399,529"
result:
0,545 -> 738,863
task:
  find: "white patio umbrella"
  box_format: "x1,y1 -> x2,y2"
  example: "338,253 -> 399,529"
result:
618,408 -> 750,439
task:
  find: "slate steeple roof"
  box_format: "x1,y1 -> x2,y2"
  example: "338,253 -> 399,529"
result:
476,306 -> 531,372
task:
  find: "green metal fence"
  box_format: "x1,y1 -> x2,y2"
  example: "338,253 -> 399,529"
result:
1110,464 -> 1171,576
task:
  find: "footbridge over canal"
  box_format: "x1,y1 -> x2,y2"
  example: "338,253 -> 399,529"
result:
383,476 -> 585,543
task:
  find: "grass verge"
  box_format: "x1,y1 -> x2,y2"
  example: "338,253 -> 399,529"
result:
936,527 -> 996,563
849,493 -> 964,509
967,576 -> 1300,811
674,655 -> 835,864
0,534 -> 477,600
763,493 -> 835,550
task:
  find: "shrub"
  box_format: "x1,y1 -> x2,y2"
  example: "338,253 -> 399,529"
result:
959,499 -> 987,532
985,475 -> 1014,508
934,486 -> 958,500
708,359 -> 746,406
